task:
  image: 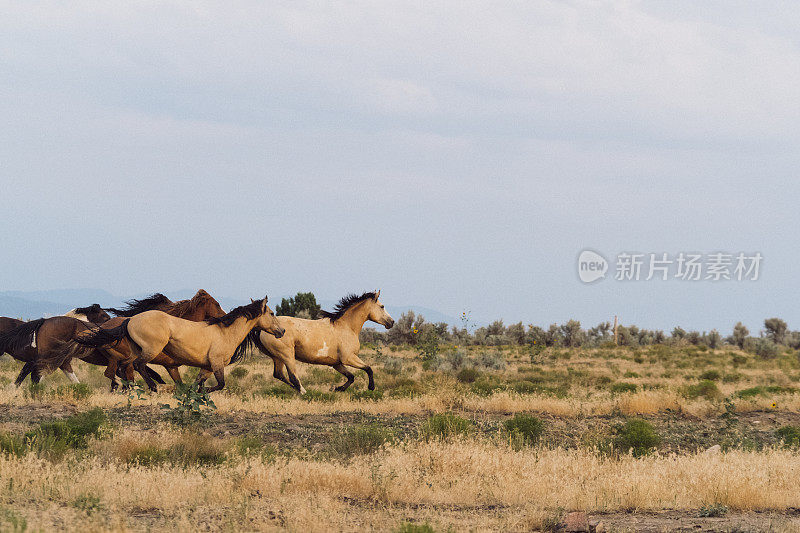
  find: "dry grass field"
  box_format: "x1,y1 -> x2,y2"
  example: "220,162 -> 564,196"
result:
3,343 -> 800,532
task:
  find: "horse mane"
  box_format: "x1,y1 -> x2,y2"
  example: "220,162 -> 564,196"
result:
107,293 -> 173,317
319,291 -> 377,323
0,318 -> 46,354
230,328 -> 260,364
73,303 -> 103,315
169,289 -> 218,318
206,298 -> 264,327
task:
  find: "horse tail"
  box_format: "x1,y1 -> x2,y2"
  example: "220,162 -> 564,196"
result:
74,319 -> 131,348
35,337 -> 94,374
0,318 -> 45,355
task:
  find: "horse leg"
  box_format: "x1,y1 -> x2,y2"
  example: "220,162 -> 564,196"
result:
204,368 -> 226,393
104,359 -> 120,391
165,366 -> 182,384
342,354 -> 375,390
271,358 -> 295,389
14,361 -> 35,387
282,359 -> 306,395
133,360 -> 158,392
59,360 -> 79,384
332,363 -> 355,392
194,369 -> 212,392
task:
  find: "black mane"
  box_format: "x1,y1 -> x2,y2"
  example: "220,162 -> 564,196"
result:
206,298 -> 264,327
319,292 -> 377,323
74,303 -> 103,315
107,294 -> 173,317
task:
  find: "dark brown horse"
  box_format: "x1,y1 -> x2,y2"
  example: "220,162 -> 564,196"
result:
0,304 -> 111,386
46,290 -> 226,391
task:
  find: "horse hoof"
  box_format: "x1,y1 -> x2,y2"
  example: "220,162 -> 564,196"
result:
368,384 -> 376,391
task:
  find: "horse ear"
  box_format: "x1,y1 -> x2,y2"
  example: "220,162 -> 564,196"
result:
250,298 -> 255,303
375,289 -> 380,299
264,295 -> 269,304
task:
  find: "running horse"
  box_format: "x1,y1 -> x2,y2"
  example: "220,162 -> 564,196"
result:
0,304 -> 111,386
43,290 -> 226,391
252,290 -> 394,394
74,296 -> 284,392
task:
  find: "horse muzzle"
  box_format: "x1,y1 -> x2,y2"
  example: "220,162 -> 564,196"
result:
384,319 -> 395,329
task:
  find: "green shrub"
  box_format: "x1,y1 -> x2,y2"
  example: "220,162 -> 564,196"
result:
610,382 -> 638,394
470,378 -> 505,397
329,424 -> 395,458
420,414 -> 472,441
698,503 -> 728,517
736,385 -> 797,399
384,378 -> 424,398
751,338 -> 779,359
776,426 -> 800,447
614,418 -> 660,457
699,370 -> 722,381
229,367 -> 249,379
349,389 -> 384,401
23,408 -> 107,458
53,383 -> 93,400
504,414 -> 544,447
395,523 -> 435,533
0,433 -> 26,457
623,371 -> 640,378
255,385 -> 296,399
303,390 -> 337,403
683,380 -> 722,400
72,493 -> 103,514
456,367 -> 479,383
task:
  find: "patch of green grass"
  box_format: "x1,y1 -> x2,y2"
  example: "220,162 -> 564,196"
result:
25,408 -> 107,458
349,389 -> 384,401
698,370 -> 722,381
384,378 -> 424,398
52,383 -> 93,400
0,505 -> 28,533
229,366 -> 248,379
254,384 -> 297,399
456,367 -> 479,383
698,503 -> 728,517
504,414 -> 544,448
0,433 -> 26,457
234,436 -> 276,460
470,377 -> 506,396
395,523 -> 435,533
736,385 -> 797,399
302,390 -> 337,402
614,418 -> 660,457
329,423 -> 396,458
610,382 -> 638,394
776,426 -> 800,447
420,414 -> 472,441
71,493 -> 103,514
683,379 -> 722,400
623,371 -> 640,378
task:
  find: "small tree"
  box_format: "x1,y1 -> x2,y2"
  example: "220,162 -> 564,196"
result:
731,322 -> 749,348
276,292 -> 321,319
506,322 -> 525,345
764,318 -> 788,345
560,320 -> 584,347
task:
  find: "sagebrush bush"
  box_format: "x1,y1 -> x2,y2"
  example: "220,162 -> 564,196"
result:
456,367 -> 479,383
776,426 -> 800,447
683,379 -> 722,400
699,370 -> 721,381
229,367 -> 248,379
23,408 -> 107,459
420,414 -> 471,441
504,414 -> 544,447
610,382 -> 637,394
330,424 -> 395,458
614,418 -> 660,457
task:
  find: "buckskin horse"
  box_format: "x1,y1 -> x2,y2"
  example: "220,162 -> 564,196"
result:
251,290 -> 394,394
43,289 -> 226,391
74,296 -> 284,392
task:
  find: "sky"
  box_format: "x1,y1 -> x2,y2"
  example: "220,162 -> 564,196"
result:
1,1 -> 799,333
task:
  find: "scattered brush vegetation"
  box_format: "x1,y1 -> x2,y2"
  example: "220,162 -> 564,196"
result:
610,382 -> 638,394
698,503 -> 729,517
776,426 -> 800,448
395,523 -> 435,533
683,379 -> 722,400
113,432 -> 227,466
0,408 -> 108,460
329,423 -> 396,458
159,383 -> 216,425
504,414 -> 544,448
614,418 -> 661,457
420,414 -> 472,441
456,367 -> 479,383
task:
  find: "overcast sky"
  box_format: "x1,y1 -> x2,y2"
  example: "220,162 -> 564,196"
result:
2,1 -> 799,332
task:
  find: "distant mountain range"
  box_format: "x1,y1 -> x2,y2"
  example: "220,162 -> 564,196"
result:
0,289 -> 462,326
